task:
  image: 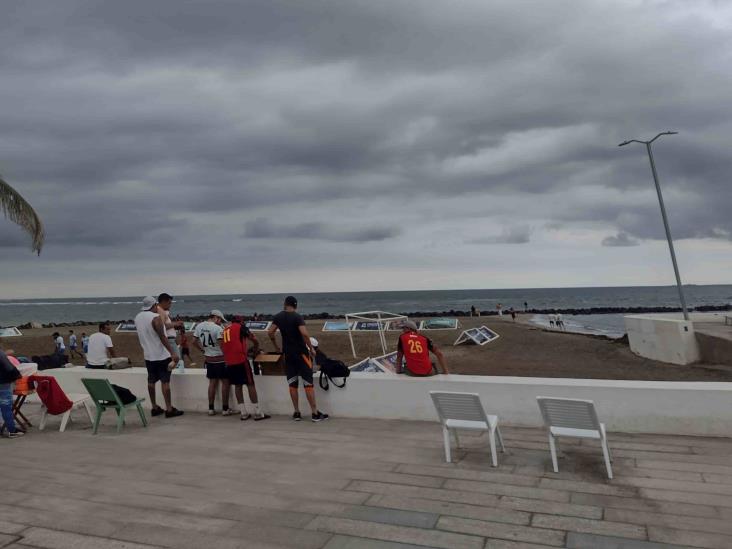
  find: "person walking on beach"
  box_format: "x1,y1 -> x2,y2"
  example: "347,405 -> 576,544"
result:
193,310 -> 230,415
268,296 -> 328,422
177,326 -> 194,367
510,307 -> 516,321
81,332 -> 89,354
470,305 -> 476,317
497,303 -> 503,316
556,313 -> 565,330
221,316 -> 270,421
0,348 -> 24,438
52,332 -> 67,363
86,322 -> 130,369
68,330 -> 83,360
395,321 -> 449,377
524,301 -> 528,312
157,293 -> 184,371
134,296 -> 183,418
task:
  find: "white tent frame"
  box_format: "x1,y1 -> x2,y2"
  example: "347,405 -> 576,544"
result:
454,326 -> 500,346
345,311 -> 408,358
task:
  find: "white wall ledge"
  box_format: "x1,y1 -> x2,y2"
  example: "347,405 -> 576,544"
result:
41,367 -> 732,437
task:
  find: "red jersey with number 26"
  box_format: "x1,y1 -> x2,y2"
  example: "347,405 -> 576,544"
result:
398,332 -> 432,375
221,323 -> 248,366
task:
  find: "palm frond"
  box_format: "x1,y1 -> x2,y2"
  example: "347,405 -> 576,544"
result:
0,173 -> 45,255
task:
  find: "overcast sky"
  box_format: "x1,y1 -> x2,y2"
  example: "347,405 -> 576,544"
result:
1,0 -> 731,298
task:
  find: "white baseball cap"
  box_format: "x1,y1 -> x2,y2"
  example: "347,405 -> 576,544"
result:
141,296 -> 157,310
210,309 -> 227,322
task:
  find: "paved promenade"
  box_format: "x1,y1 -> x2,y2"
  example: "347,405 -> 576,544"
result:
2,405 -> 732,549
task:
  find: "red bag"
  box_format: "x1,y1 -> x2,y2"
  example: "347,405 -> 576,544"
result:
30,375 -> 73,415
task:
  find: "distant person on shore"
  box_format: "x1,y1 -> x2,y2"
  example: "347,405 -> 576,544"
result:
268,296 -> 328,422
395,320 -> 449,377
475,308 -> 481,317
86,322 -> 130,369
68,330 -> 83,360
0,347 -> 23,438
194,310 -> 230,415
158,293 -> 184,371
470,305 -> 476,317
556,313 -> 565,330
52,332 -> 67,362
549,314 -> 556,328
510,307 -> 516,321
134,296 -> 183,418
221,316 -> 270,421
81,332 -> 89,354
177,326 -> 194,367
524,302 -> 528,312
497,303 -> 503,316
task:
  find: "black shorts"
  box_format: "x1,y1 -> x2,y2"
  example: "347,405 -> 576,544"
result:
285,353 -> 313,388
205,360 -> 227,380
227,362 -> 254,386
146,358 -> 172,383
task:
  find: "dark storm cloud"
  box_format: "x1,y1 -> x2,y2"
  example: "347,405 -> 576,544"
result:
0,0 -> 731,287
243,218 -> 399,243
602,232 -> 640,247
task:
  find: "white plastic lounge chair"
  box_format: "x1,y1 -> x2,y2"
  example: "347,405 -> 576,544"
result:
536,396 -> 613,479
430,391 -> 505,467
39,393 -> 94,433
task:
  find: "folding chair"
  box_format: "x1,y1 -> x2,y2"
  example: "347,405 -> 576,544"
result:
537,396 -> 613,479
81,378 -> 147,434
430,391 -> 505,467
39,393 -> 94,432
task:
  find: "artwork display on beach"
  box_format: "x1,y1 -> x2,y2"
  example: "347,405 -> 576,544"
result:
419,318 -> 459,330
115,322 -> 137,333
348,352 -> 400,374
322,320 -> 353,331
245,320 -> 272,331
386,319 -> 411,331
0,326 -> 22,337
454,326 -> 500,346
353,321 -> 382,331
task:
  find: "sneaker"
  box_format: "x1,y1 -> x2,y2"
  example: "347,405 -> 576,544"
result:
254,413 -> 271,421
165,408 -> 184,418
292,411 -> 302,422
7,430 -> 25,438
221,409 -> 234,416
240,413 -> 251,421
311,411 -> 329,422
151,406 -> 164,417
208,409 -> 216,416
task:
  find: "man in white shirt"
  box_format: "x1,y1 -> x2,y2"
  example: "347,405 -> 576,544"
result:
52,333 -> 66,360
193,310 -> 228,415
68,330 -> 83,360
135,296 -> 183,418
85,322 -> 130,369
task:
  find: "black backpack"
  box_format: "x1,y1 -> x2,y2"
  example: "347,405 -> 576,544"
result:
318,358 -> 350,390
111,384 -> 137,405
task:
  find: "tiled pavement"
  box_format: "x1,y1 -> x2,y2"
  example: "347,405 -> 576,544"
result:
2,405 -> 732,549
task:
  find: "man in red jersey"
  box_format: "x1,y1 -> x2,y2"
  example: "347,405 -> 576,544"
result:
220,316 -> 270,421
395,321 -> 449,376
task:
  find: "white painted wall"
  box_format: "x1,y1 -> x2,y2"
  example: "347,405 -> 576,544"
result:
624,314 -> 700,365
42,367 -> 732,437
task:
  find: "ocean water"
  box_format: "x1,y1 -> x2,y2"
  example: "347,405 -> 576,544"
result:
1,286 -> 731,336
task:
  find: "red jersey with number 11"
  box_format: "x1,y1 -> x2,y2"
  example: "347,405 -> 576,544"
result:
221,323 -> 248,366
398,332 -> 432,375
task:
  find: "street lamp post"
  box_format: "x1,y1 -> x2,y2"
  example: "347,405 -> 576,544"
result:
618,131 -> 690,321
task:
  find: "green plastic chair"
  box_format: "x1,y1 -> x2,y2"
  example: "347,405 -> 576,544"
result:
81,378 -> 148,434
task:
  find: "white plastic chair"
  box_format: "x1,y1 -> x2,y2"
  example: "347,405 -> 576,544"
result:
536,396 -> 613,479
430,391 -> 505,467
39,394 -> 94,433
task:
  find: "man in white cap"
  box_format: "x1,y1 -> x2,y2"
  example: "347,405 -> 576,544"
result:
134,296 -> 183,418
395,320 -> 449,377
193,309 -> 229,415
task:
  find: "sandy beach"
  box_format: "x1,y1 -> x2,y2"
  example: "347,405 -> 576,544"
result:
4,315 -> 731,381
